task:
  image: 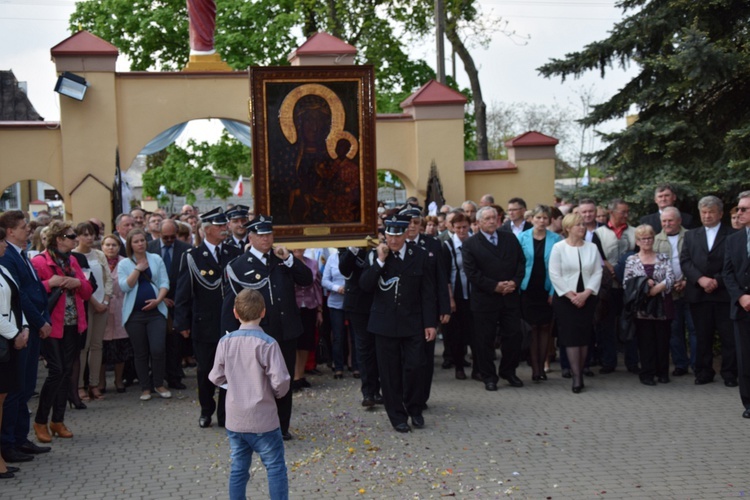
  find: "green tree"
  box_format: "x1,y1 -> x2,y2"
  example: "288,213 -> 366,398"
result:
141,131 -> 251,204
538,0 -> 750,216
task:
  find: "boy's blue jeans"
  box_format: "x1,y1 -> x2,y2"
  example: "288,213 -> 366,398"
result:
226,428 -> 288,500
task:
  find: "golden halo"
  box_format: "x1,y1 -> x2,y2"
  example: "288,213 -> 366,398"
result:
278,83 -> 357,159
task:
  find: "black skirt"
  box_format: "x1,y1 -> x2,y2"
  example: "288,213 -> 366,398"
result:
553,293 -> 598,347
0,342 -> 20,393
102,338 -> 134,364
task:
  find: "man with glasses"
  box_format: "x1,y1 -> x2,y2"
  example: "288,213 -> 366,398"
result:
148,219 -> 191,390
723,191 -> 750,418
681,196 -> 737,386
500,197 -> 532,236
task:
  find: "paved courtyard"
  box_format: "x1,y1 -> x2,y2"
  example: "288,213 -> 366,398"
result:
2,351 -> 748,499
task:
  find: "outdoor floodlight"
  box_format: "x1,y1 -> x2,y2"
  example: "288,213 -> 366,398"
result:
54,71 -> 89,101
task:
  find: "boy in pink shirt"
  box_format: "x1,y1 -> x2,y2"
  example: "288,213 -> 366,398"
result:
209,289 -> 291,499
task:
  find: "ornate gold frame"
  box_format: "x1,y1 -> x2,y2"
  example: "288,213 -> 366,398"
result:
249,66 -> 377,242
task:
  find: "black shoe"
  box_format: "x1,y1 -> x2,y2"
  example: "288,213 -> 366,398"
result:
373,394 -> 384,405
743,409 -> 750,419
725,379 -> 739,387
0,471 -> 15,479
572,385 -> 582,394
657,376 -> 670,384
501,374 -> 524,387
561,369 -> 572,379
362,396 -> 375,408
198,416 -> 212,428
532,375 -> 541,383
299,378 -> 312,388
627,365 -> 640,374
441,359 -> 453,369
393,423 -> 411,433
17,441 -> 51,454
695,377 -> 714,385
168,381 -> 187,390
291,380 -> 302,393
484,381 -> 498,391
411,415 -> 424,428
599,366 -> 615,374
672,367 -> 688,376
1,449 -> 33,463
583,369 -> 595,377
455,370 -> 466,380
282,431 -> 293,441
5,466 -> 19,473
640,378 -> 656,386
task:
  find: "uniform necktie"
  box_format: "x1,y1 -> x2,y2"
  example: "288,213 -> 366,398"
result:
263,253 -> 270,266
490,234 -> 497,246
215,245 -> 221,263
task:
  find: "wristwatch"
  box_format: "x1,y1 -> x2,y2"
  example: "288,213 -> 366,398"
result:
103,301 -> 110,306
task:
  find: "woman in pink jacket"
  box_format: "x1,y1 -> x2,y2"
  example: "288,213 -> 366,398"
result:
31,221 -> 92,442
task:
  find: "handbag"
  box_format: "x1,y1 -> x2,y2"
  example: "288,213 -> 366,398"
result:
0,335 -> 9,363
47,286 -> 64,313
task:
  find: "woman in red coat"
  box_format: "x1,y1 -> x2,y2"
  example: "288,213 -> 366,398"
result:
31,221 -> 92,442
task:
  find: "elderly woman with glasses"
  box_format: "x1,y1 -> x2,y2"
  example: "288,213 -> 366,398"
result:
623,224 -> 675,386
30,221 -> 93,442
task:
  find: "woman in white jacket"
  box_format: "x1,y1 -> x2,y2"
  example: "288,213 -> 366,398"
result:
0,228 -> 28,479
549,213 -> 602,394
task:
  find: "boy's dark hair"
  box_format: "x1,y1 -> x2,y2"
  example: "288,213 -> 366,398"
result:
234,289 -> 265,322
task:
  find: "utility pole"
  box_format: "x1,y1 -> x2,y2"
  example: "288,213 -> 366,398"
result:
435,0 -> 446,84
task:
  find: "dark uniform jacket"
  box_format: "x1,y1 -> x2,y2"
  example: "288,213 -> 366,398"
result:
220,249 -> 313,341
223,235 -> 247,251
680,224 -> 734,304
408,234 -> 451,316
174,242 -> 242,344
461,229 -> 525,312
723,228 -> 750,321
338,248 -> 373,314
359,244 -> 437,337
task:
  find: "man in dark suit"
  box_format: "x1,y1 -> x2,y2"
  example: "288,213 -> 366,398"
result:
175,207 -> 242,428
148,219 -> 191,390
221,215 -> 312,440
462,206 -> 526,390
500,197 -> 532,236
360,215 -> 437,433
640,183 -> 694,233
680,195 -> 737,386
339,246 -> 381,407
223,204 -> 249,250
723,191 -> 750,419
114,213 -> 135,258
0,211 -> 52,463
399,204 -> 450,407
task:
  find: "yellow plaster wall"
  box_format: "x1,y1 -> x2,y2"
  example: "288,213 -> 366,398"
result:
413,118 -> 465,207
0,127 -> 63,189
375,119 -> 417,193
465,157 -> 556,208
58,71 -> 119,221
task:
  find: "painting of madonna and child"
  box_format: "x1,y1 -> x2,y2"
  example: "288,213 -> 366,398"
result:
250,66 -> 378,241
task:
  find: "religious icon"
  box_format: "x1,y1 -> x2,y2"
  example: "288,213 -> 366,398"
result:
250,66 -> 377,242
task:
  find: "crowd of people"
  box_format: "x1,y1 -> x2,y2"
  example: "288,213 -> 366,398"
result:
1,186 -> 750,496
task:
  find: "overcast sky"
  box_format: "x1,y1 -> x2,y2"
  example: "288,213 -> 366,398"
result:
0,0 -> 637,141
